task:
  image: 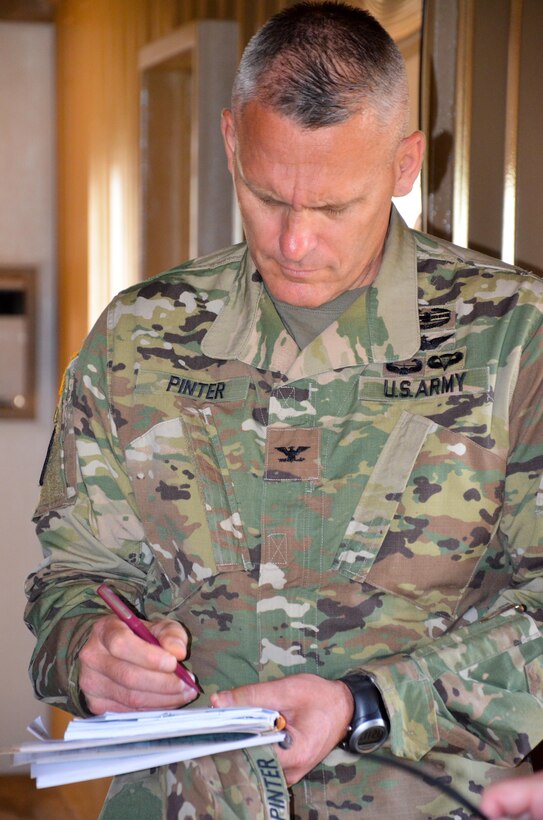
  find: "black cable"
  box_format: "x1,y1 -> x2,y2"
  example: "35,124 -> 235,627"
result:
364,751 -> 488,819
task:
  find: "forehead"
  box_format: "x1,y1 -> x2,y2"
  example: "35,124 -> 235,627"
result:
234,101 -> 394,204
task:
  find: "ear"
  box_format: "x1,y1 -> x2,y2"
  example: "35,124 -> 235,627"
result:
393,130 -> 426,197
221,108 -> 236,174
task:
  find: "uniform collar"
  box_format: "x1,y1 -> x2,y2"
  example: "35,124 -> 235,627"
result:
202,206 -> 421,377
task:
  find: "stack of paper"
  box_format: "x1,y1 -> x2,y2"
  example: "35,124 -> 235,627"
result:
9,707 -> 286,788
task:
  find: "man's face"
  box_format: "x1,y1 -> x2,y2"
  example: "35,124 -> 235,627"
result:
222,101 -> 424,307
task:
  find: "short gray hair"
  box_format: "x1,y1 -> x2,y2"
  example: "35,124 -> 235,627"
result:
232,1 -> 409,133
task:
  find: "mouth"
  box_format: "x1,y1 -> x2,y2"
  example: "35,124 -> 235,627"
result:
279,264 -> 318,278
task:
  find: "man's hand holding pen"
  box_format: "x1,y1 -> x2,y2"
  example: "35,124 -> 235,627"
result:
211,673 -> 354,786
79,614 -> 199,715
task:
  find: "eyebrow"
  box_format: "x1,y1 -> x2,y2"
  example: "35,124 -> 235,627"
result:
236,158 -> 362,212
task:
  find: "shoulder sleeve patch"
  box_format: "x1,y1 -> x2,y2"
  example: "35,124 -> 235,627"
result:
33,369 -> 78,518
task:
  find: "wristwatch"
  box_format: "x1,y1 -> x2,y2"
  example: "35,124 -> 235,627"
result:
339,673 -> 390,754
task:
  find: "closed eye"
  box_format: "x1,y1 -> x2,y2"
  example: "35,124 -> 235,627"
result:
259,196 -> 282,207
253,188 -> 349,216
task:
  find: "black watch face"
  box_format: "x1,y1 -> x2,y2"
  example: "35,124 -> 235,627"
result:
351,721 -> 388,753
359,726 -> 387,746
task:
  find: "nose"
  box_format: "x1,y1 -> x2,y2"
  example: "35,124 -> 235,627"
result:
278,209 -> 317,262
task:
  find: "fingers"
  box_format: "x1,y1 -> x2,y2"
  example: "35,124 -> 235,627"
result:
210,683 -> 302,785
210,674 -> 352,787
81,672 -> 197,715
79,615 -> 197,714
480,773 -> 543,819
94,615 -> 189,668
210,684 -> 256,709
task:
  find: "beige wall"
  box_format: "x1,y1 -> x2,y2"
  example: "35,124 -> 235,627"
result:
0,21 -> 55,770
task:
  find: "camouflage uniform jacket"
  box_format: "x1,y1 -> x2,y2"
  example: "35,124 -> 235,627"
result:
26,209 -> 543,819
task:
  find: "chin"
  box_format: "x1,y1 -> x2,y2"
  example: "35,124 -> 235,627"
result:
261,275 -> 315,304
276,289 -> 331,308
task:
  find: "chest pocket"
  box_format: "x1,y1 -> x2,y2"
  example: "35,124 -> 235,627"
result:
125,368 -> 253,603
333,396 -> 505,617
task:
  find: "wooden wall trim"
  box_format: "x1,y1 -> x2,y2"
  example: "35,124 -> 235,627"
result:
501,0 -> 523,264
452,0 -> 474,247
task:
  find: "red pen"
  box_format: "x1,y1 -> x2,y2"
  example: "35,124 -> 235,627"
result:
97,582 -> 202,695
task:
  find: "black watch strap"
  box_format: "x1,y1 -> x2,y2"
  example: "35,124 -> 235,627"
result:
339,673 -> 389,754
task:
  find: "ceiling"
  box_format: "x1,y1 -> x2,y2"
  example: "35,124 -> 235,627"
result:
0,1 -> 423,33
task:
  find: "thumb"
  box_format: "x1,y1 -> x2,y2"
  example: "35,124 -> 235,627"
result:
211,682 -> 263,709
150,619 -> 189,661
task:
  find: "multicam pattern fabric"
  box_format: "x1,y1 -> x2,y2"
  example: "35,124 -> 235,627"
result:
26,209 -> 543,818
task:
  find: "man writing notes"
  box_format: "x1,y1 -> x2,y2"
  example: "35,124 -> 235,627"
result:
25,3 -> 543,818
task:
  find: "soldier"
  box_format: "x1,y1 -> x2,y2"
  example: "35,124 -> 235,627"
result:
26,2 -> 543,818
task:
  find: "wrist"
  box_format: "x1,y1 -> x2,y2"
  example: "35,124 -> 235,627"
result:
335,679 -> 356,742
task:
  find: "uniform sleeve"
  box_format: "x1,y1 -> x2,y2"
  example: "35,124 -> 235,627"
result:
24,310 -> 148,716
361,304 -> 543,766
